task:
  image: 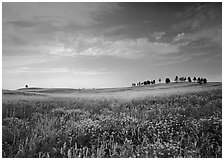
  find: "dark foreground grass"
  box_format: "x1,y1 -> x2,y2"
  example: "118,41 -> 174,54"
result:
2,89 -> 222,158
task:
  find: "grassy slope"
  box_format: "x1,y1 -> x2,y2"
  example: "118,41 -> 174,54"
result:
2,82 -> 222,158
9,82 -> 222,101
17,82 -> 221,93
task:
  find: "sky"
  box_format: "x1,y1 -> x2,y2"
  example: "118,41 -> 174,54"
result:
2,2 -> 222,89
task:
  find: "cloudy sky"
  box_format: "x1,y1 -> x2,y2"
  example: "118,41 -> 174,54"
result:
2,2 -> 222,89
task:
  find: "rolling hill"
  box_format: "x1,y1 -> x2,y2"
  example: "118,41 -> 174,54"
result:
12,82 -> 222,100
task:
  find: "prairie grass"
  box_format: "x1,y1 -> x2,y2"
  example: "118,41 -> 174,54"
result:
2,88 -> 222,157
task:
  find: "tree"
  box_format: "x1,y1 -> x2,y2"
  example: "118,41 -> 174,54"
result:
193,77 -> 197,83
203,78 -> 207,84
179,77 -> 184,82
25,85 -> 28,88
198,77 -> 202,84
188,77 -> 192,83
175,76 -> 178,83
165,78 -> 170,84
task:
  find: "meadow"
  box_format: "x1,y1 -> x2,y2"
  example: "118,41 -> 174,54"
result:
2,82 -> 222,158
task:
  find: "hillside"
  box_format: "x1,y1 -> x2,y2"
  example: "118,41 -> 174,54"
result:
17,87 -> 80,94
12,82 -> 222,100
2,82 -> 222,158
17,82 -> 221,93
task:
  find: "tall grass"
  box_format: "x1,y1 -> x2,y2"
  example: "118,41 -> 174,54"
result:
2,89 -> 222,158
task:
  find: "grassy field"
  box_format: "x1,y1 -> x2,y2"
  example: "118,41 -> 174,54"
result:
2,82 -> 222,157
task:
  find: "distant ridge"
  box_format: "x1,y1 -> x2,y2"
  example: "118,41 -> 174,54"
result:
15,82 -> 221,94
17,87 -> 80,94
18,87 -> 44,90
3,89 -> 45,96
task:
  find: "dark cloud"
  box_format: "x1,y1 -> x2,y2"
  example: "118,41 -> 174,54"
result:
173,3 -> 221,31
5,20 -> 38,28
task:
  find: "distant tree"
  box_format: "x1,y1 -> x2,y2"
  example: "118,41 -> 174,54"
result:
197,77 -> 202,84
165,78 -> 170,84
179,77 -> 183,82
159,78 -> 161,83
25,85 -> 28,88
153,80 -> 156,84
193,77 -> 197,83
188,77 -> 192,83
175,76 -> 178,83
203,78 -> 207,84
151,80 -> 154,84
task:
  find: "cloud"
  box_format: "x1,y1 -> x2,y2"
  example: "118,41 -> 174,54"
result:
2,3 -> 122,54
101,24 -> 129,35
187,25 -> 221,45
174,3 -> 221,30
72,70 -> 112,76
2,54 -> 57,69
173,25 -> 221,46
3,3 -> 179,60
5,20 -> 38,28
172,3 -> 221,47
6,67 -> 111,76
7,67 -> 69,74
175,41 -> 190,47
152,31 -> 166,40
174,33 -> 185,41
48,34 -> 179,59
155,54 -> 192,66
3,3 -> 121,27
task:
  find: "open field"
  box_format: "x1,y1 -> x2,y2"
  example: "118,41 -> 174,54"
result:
2,82 -> 222,157
4,82 -> 221,100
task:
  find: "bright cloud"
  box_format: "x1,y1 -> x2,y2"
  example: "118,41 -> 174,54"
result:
6,67 -> 111,76
174,33 -> 185,41
49,34 -> 179,59
152,31 -> 166,40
